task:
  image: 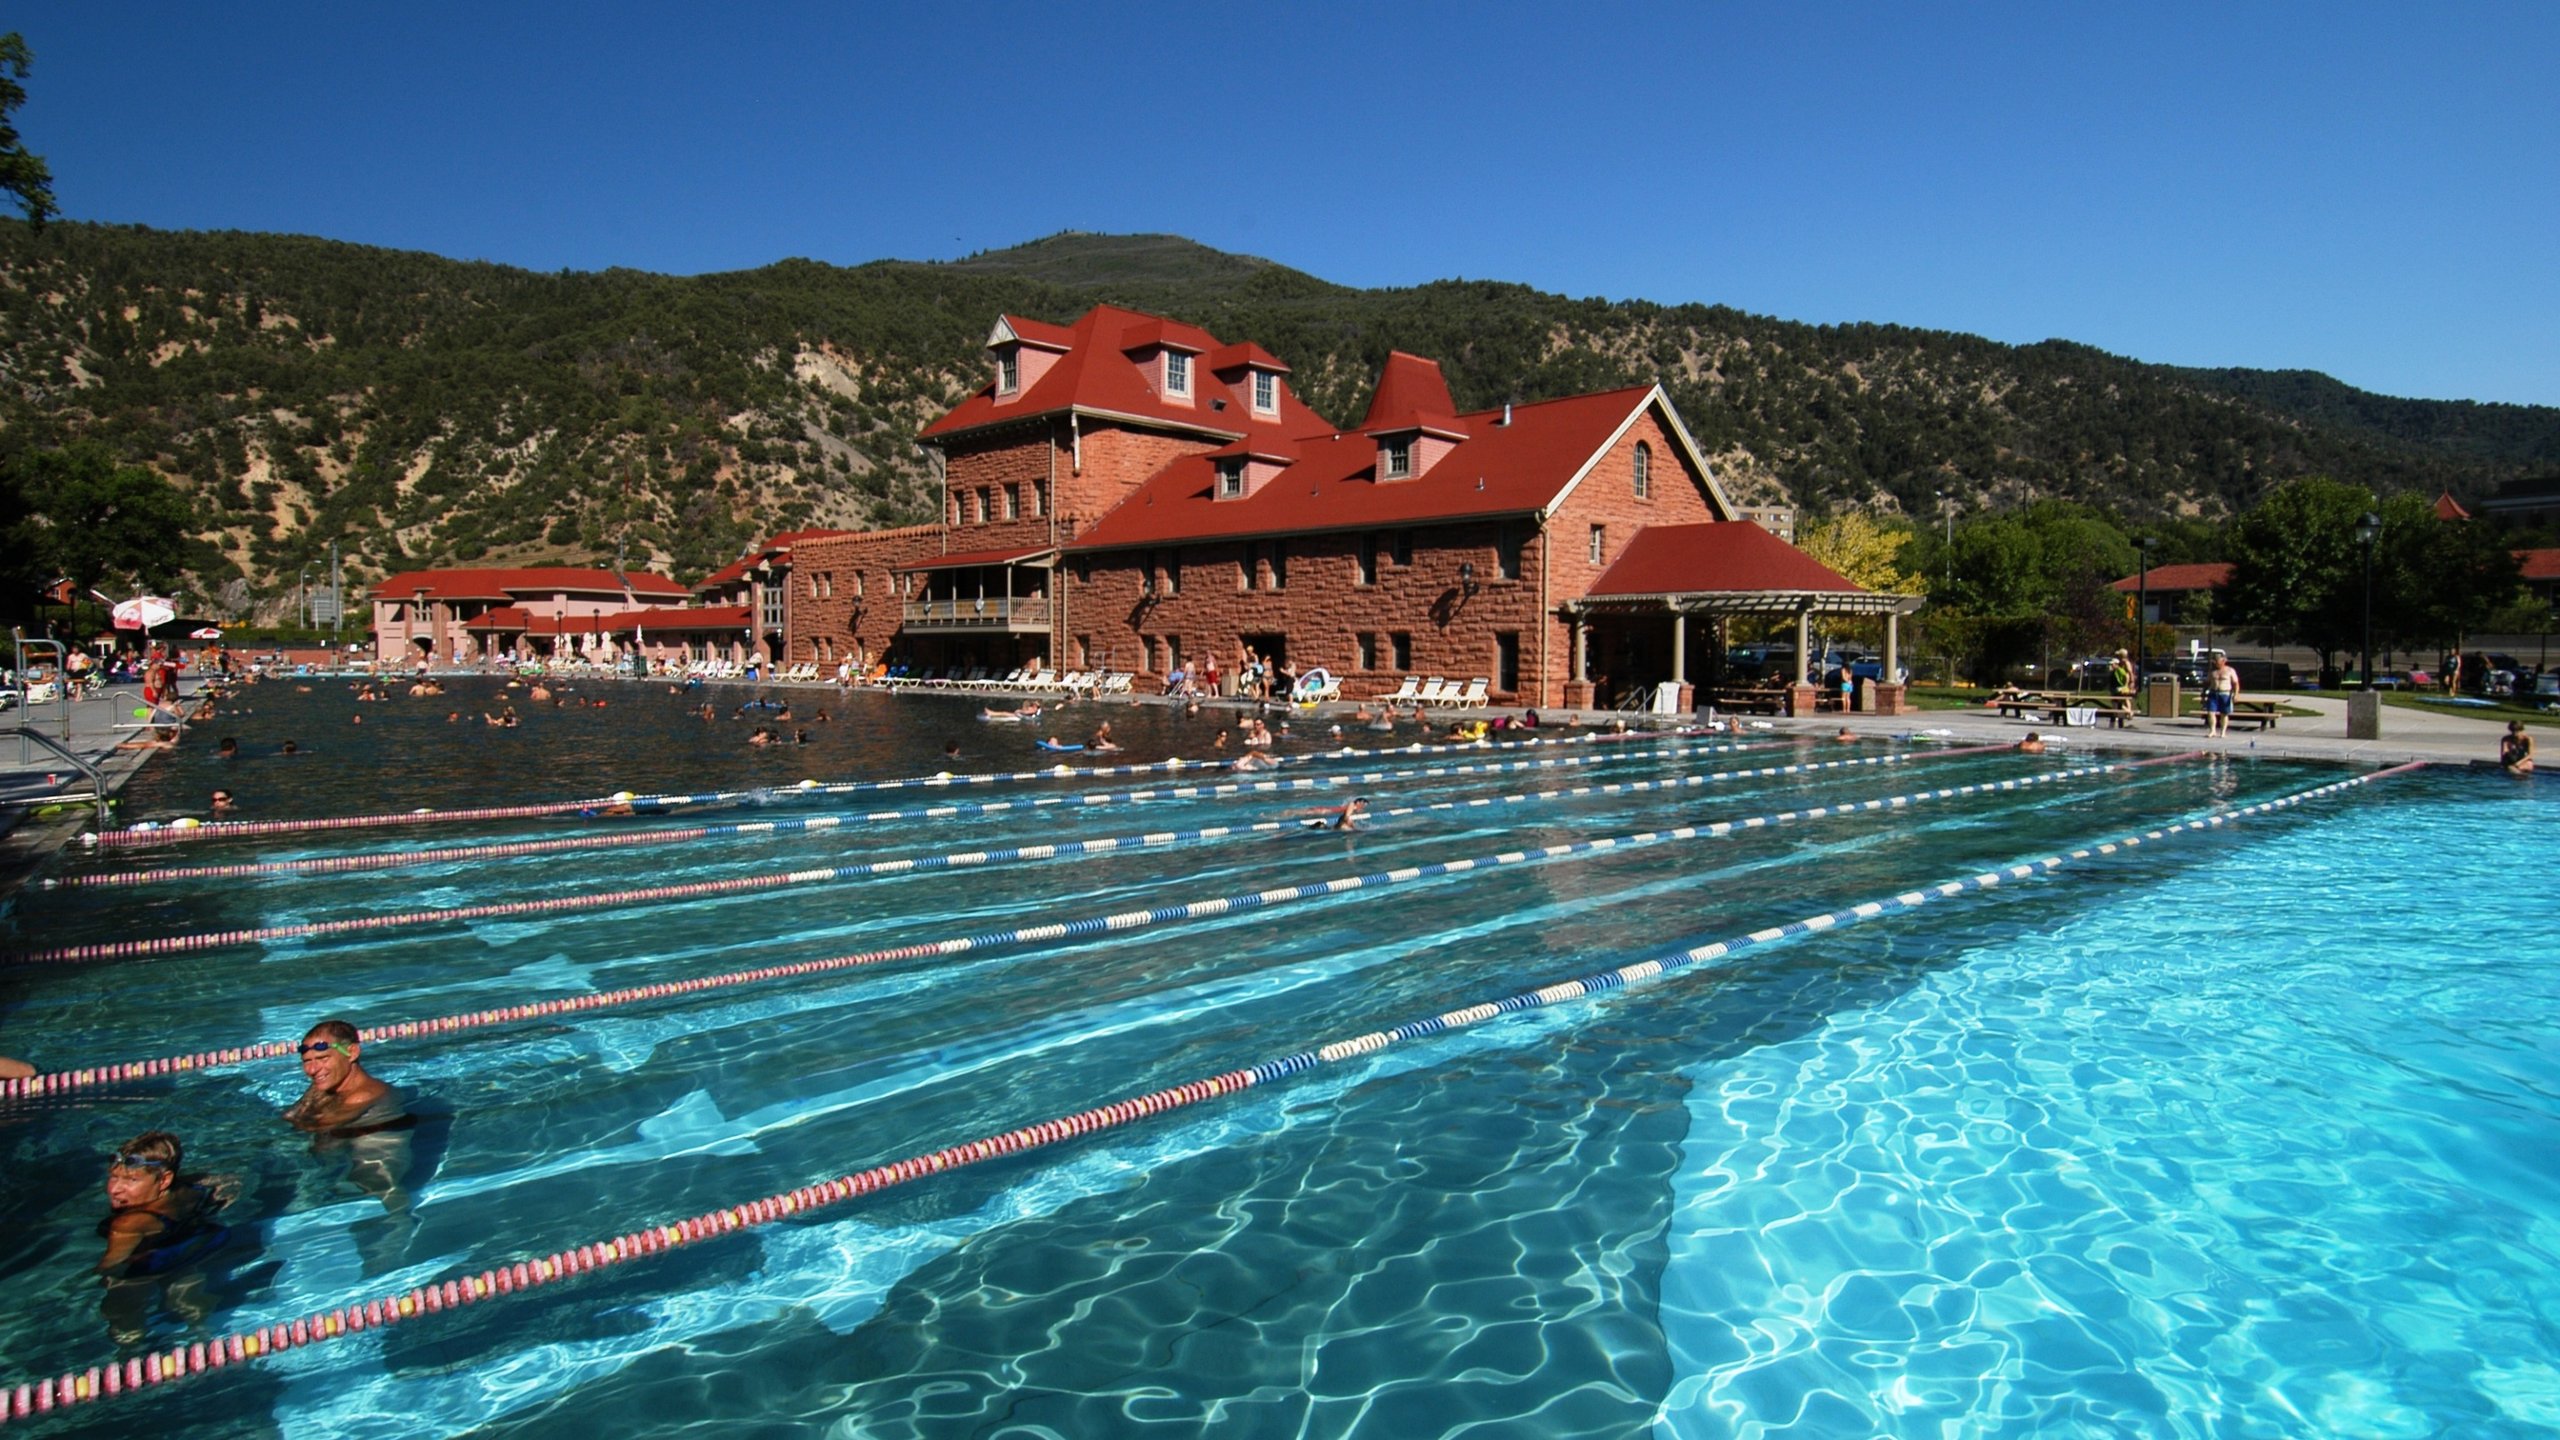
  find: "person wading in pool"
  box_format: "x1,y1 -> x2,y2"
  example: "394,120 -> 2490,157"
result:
97,1130 -> 236,1344
284,1020 -> 417,1211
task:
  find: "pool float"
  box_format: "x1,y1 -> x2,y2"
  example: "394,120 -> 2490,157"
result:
1036,739 -> 1085,752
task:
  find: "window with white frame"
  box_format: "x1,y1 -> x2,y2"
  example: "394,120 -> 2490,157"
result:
1002,485 -> 1018,520
1632,441 -> 1651,499
1252,370 -> 1276,413
997,351 -> 1019,394
1165,351 -> 1191,396
1589,524 -> 1606,566
1217,460 -> 1244,499
1381,441 -> 1411,479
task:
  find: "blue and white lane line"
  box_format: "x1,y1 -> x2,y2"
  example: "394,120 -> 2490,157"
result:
53,738 -> 1791,890
17,746 -> 2065,964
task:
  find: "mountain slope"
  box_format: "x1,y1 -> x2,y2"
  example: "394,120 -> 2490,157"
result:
2,223 -> 2550,613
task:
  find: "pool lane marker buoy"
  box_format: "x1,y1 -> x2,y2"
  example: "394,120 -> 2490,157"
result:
0,759 -> 2421,1419
50,738 -> 1772,890
6,748 -> 2157,1092
17,744 -> 1979,962
83,730 -> 1729,850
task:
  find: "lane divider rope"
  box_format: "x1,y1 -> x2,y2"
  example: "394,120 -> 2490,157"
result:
5,750 -> 2169,1091
14,746 -> 2011,962
49,738 -> 1773,890
84,729 -> 1725,849
0,759 -> 2420,1418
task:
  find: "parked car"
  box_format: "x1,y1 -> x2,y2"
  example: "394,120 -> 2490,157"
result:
2535,671 -> 2560,701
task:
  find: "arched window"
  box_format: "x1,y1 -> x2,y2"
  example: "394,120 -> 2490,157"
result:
1632,442 -> 1652,500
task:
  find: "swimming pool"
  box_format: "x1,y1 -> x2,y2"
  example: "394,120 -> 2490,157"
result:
2,679 -> 2553,1437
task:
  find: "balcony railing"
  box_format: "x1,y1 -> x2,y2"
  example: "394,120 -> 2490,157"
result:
900,595 -> 1053,631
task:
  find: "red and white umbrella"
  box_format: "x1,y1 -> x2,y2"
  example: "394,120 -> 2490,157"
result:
111,596 -> 177,631
189,626 -> 223,641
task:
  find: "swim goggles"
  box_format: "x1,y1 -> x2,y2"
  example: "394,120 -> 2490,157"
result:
109,1153 -> 170,1172
297,1040 -> 354,1058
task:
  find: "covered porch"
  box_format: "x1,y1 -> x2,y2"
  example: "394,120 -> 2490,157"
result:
892,545 -> 1058,674
1560,522 -> 1924,716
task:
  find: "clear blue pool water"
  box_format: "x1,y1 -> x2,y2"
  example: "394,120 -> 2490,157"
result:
2,678 -> 2554,1438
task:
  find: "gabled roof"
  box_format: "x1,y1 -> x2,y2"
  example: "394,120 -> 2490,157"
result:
2434,490 -> 2472,521
990,314 -> 1074,351
923,305 -> 1330,447
1065,385 -> 1707,551
692,529 -> 860,592
2518,547 -> 2560,582
1205,341 -> 1289,374
2107,563 -> 2235,593
373,567 -> 686,602
1587,522 -> 1870,600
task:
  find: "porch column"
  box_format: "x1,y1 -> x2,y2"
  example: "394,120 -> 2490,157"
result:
1669,612 -> 1694,713
1787,606 -> 1820,718
1561,613 -> 1593,710
1872,609 -> 1912,716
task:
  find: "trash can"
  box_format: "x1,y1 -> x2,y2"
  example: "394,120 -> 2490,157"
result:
2144,674 -> 2181,720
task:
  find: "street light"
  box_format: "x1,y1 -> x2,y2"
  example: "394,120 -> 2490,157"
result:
298,564 -> 315,628
2357,511 -> 2381,688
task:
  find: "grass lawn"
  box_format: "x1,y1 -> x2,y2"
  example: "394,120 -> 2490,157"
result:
2374,692 -> 2560,729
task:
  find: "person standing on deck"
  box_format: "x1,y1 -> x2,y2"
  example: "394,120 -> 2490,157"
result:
2204,651 -> 2241,738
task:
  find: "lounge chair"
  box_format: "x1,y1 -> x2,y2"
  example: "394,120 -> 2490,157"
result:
1382,675 -> 1423,705
1415,677 -> 1453,707
1452,677 -> 1489,708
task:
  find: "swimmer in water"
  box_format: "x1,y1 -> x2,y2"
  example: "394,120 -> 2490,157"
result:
283,1019 -> 415,1211
2017,731 -> 2047,754
97,1130 -> 235,1343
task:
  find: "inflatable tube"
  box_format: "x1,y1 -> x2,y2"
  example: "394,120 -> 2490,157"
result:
1036,740 -> 1086,753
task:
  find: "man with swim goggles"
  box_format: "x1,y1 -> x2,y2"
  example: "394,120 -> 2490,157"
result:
284,1018 -> 417,1213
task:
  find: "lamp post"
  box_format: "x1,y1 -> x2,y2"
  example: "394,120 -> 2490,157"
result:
2357,511 -> 2381,689
298,564 -> 315,629
2132,536 -> 2153,685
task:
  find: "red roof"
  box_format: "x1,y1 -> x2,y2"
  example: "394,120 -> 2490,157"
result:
463,603 -> 750,634
922,305 -> 1329,447
1065,385 -> 1663,551
1359,352 -> 1459,433
1205,341 -> 1289,374
2434,491 -> 2472,521
893,545 -> 1055,572
1588,522 -> 1868,598
373,567 -> 686,602
2108,562 -> 2234,593
692,529 -> 860,592
2519,548 -> 2560,582
994,313 -> 1075,350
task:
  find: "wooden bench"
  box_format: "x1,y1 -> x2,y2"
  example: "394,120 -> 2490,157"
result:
2225,699 -> 2282,730
1708,688 -> 1789,716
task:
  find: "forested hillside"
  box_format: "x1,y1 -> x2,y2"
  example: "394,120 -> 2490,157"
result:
3,223 -> 2553,614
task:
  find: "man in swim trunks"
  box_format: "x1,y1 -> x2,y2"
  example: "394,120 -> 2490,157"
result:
2501,720 -> 2536,776
284,1019 -> 415,1209
2203,651 -> 2240,738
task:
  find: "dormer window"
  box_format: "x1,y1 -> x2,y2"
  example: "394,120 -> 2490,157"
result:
997,351 -> 1019,394
1380,440 -> 1412,479
1252,370 -> 1277,414
1165,351 -> 1191,397
1217,459 -> 1245,499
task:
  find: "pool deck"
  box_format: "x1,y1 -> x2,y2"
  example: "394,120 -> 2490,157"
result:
1802,694 -> 2529,773
0,677 -> 205,903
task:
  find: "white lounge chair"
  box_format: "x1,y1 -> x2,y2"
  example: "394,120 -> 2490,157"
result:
1382,675 -> 1423,705
1415,677 -> 1452,707
1452,677 -> 1489,708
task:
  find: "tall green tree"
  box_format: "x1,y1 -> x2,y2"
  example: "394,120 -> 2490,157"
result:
2220,477 -> 2376,675
0,33 -> 56,227
10,443 -> 199,600
2370,491 -> 2521,651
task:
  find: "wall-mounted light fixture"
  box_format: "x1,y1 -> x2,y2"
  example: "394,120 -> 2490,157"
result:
1458,561 -> 1478,597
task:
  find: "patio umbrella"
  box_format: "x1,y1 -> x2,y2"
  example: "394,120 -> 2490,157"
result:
111,596 -> 177,632
189,626 -> 223,641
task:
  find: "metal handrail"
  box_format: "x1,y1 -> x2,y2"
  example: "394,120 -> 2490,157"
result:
2,725 -> 108,815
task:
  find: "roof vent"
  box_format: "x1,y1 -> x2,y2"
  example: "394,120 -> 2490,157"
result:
1501,402 -> 1513,426
1212,398 -> 1227,411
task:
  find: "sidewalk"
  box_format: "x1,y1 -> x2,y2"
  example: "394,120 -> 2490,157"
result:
0,678 -> 202,899
1816,694 -> 2521,769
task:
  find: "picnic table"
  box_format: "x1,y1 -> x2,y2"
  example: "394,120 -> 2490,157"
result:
1993,690 -> 2134,728
2224,698 -> 2283,730
1706,685 -> 1790,716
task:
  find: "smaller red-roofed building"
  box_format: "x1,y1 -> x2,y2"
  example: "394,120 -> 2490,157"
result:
2107,563 -> 2235,624
369,567 -> 688,666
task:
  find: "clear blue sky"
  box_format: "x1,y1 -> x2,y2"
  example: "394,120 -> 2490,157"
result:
13,3 -> 2557,405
